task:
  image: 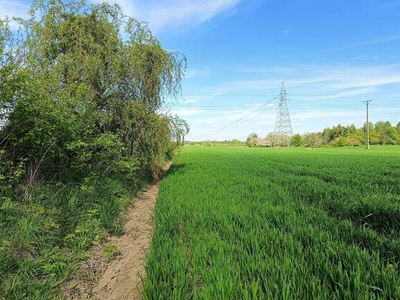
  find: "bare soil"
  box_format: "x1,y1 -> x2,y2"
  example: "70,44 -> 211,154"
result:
61,163 -> 170,300
92,183 -> 159,300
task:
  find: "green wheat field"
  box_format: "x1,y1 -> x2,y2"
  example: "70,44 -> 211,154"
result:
143,146 -> 400,299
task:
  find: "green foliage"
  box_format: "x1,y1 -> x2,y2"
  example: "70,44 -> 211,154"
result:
230,139 -> 243,145
303,132 -> 323,148
250,121 -> 399,149
322,122 -> 400,147
143,146 -> 400,299
165,142 -> 178,161
0,173 -> 135,298
245,138 -> 258,147
247,132 -> 258,140
169,115 -> 190,146
290,133 -> 303,147
1,0 -> 187,183
103,244 -> 119,259
0,0 -> 187,297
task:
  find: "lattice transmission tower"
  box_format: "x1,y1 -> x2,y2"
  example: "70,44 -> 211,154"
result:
273,82 -> 293,147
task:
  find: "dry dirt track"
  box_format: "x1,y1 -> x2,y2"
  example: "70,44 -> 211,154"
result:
61,162 -> 172,299
92,183 -> 160,300
61,169 -> 168,299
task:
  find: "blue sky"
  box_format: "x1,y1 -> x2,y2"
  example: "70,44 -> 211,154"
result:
2,0 -> 400,141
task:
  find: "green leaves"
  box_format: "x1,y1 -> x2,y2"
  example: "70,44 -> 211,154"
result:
1,0 -> 187,183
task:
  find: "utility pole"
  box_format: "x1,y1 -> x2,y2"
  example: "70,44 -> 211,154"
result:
363,100 -> 372,149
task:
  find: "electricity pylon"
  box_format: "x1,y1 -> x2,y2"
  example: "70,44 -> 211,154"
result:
273,82 -> 293,147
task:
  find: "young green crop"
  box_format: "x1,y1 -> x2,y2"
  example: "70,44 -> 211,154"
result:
143,146 -> 400,299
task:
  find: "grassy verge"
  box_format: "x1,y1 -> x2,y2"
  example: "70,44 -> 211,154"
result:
0,173 -> 140,299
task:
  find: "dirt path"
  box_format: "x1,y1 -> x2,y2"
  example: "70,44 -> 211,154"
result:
92,183 -> 159,299
61,166 -> 168,299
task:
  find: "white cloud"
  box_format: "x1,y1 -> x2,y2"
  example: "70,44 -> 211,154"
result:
0,1 -> 29,19
352,55 -> 379,61
224,64 -> 400,95
90,0 -> 244,33
291,110 -> 362,121
256,121 -> 273,125
2,0 -> 245,33
0,1 -> 30,30
336,34 -> 400,51
205,120 -> 218,125
180,62 -> 400,140
317,87 -> 379,100
170,107 -> 205,117
185,66 -> 215,79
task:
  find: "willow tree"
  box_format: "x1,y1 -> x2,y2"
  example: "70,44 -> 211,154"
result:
1,0 -> 187,182
170,115 -> 190,146
0,19 -> 12,127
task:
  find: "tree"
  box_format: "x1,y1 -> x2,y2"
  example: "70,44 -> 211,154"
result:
246,133 -> 259,147
330,124 -> 345,139
346,124 -> 358,136
230,139 -> 243,145
375,121 -> 398,145
169,115 -> 190,146
290,134 -> 303,147
0,0 -> 187,182
362,122 -> 379,145
247,133 -> 258,140
303,133 -> 323,148
321,127 -> 332,143
0,19 -> 22,129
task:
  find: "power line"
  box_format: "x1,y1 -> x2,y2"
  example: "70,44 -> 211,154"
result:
199,97 -> 276,137
180,91 -> 398,139
210,104 -> 275,136
170,98 -> 397,110
169,103 -> 389,111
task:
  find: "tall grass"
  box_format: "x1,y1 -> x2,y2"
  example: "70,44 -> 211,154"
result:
0,173 -> 138,299
143,146 -> 400,299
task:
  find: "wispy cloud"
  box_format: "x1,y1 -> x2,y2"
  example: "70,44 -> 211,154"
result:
90,0 -> 245,33
2,0 -> 244,33
0,0 -> 30,30
291,110 -> 363,121
352,55 -> 379,61
179,62 -> 400,140
227,64 -> 400,95
0,1 -> 29,19
335,34 -> 400,51
318,87 -> 379,100
2,0 -> 245,36
185,66 -> 216,79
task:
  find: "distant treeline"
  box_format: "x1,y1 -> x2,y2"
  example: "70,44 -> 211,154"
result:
243,121 -> 400,148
